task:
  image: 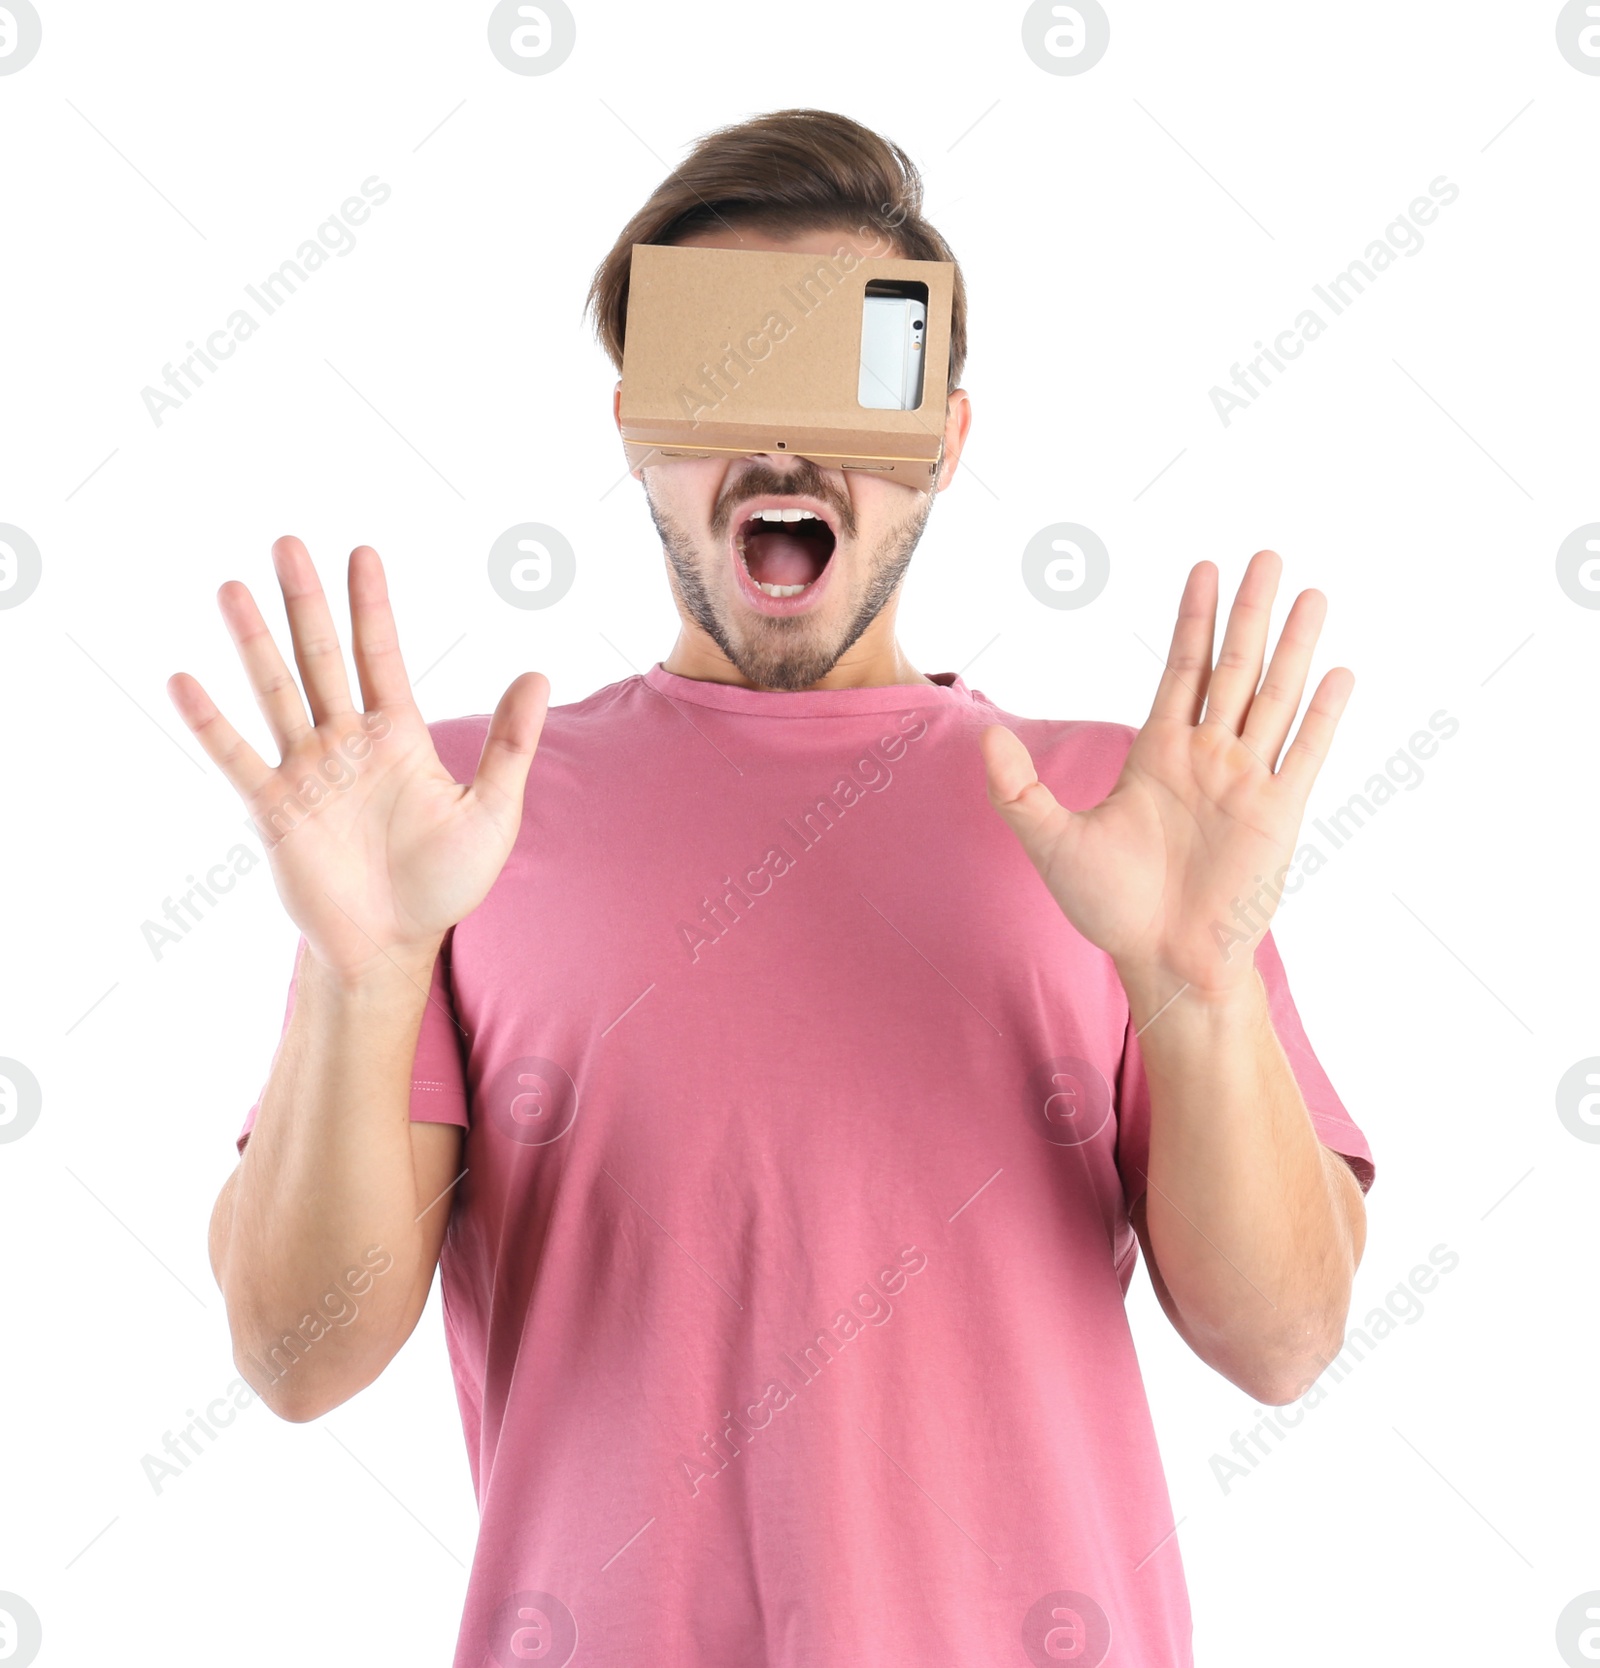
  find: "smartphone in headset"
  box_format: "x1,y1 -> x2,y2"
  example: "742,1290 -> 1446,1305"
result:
858,286 -> 928,411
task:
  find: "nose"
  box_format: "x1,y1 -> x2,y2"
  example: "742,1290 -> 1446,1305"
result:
739,447 -> 807,467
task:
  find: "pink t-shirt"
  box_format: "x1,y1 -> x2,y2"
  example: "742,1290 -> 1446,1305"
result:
238,664 -> 1374,1667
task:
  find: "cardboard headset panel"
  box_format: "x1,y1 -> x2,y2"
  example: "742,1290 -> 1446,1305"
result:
617,243 -> 955,490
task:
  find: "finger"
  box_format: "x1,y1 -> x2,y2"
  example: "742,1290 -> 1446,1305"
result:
271,534 -> 356,725
1201,549 -> 1281,736
466,672 -> 551,831
217,579 -> 313,752
1239,588 -> 1327,768
1145,562 -> 1217,727
980,723 -> 1069,847
166,671 -> 276,799
347,545 -> 419,714
1275,667 -> 1355,804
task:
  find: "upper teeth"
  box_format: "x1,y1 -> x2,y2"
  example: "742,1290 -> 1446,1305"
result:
738,508 -> 825,597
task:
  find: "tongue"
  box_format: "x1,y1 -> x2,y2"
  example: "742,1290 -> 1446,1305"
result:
745,529 -> 825,588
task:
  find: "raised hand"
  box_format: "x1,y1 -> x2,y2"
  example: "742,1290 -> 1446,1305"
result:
982,550 -> 1352,1006
168,535 -> 548,984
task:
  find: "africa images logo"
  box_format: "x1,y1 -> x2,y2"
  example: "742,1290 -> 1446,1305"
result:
481,1054 -> 580,1146
487,1588 -> 578,1666
1021,1588 -> 1112,1667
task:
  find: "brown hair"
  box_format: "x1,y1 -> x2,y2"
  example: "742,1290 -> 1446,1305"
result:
584,108 -> 967,394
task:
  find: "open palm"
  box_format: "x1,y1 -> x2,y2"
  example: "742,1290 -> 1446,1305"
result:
983,551 -> 1353,1001
168,535 -> 548,984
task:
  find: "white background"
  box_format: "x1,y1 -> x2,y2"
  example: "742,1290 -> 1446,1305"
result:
1,2 -> 1596,1664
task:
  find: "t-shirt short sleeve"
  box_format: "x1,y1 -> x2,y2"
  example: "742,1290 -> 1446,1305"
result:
1113,927 -> 1375,1207
233,931 -> 471,1155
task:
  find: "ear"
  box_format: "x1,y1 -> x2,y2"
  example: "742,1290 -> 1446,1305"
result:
934,389 -> 973,493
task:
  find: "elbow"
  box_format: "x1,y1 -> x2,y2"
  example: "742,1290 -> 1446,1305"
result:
261,1390 -> 326,1425
1240,1362 -> 1321,1408
235,1347 -> 328,1423
228,1312 -> 400,1424
239,1352 -> 357,1424
219,1260 -> 429,1424
227,1316 -> 353,1423
1229,1310 -> 1351,1407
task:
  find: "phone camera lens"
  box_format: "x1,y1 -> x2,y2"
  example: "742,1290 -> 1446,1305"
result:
912,320 -> 923,329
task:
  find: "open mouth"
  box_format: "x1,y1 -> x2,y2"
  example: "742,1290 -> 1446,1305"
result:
733,505 -> 838,601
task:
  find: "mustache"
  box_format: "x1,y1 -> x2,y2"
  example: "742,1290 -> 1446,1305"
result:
709,462 -> 857,541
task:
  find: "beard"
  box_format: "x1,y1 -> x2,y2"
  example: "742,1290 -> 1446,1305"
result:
640,460 -> 936,692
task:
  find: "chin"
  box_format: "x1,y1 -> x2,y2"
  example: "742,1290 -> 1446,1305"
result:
718,610 -> 855,691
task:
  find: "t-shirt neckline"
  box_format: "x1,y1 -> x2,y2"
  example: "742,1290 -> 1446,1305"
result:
642,662 -> 973,717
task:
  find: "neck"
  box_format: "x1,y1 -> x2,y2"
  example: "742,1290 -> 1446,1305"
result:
661,617 -> 934,692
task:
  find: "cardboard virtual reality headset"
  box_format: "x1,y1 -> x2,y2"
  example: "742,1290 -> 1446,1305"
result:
617,243 -> 956,490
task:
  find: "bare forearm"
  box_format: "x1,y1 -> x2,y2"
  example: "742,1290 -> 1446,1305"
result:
1118,963 -> 1363,1400
214,938 -> 448,1418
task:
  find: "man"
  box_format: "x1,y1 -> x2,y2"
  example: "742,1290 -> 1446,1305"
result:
173,108 -> 1372,1667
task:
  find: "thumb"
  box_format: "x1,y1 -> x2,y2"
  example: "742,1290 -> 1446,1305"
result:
469,671 -> 551,830
980,724 -> 1071,850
